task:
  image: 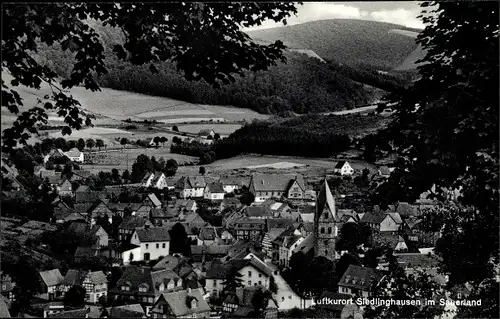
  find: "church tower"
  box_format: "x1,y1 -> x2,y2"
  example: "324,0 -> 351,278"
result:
313,178 -> 339,260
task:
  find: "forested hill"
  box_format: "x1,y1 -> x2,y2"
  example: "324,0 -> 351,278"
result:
247,19 -> 423,70
33,20 -> 412,116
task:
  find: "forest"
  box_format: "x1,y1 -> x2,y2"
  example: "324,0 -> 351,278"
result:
34,20 -> 412,116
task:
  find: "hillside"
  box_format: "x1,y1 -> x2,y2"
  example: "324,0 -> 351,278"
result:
247,19 -> 423,70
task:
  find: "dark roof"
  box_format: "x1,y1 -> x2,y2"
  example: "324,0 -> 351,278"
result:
198,227 -> 217,241
152,256 -> 182,271
250,173 -> 305,192
104,304 -> 145,318
372,233 -> 405,250
63,269 -> 86,286
315,179 -> 338,223
335,161 -> 347,169
39,269 -> 64,287
338,265 -> 383,291
120,216 -> 151,230
191,245 -> 231,256
206,182 -> 224,194
47,309 -> 88,318
74,246 -> 98,259
135,227 -> 171,242
361,212 -> 387,224
244,206 -> 273,218
396,253 -> 441,269
154,288 -> 210,317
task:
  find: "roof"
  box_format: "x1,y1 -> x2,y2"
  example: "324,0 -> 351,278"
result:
65,148 -> 82,157
265,228 -> 287,242
315,179 -> 337,223
0,296 -> 10,318
293,233 -> 315,254
104,304 -> 145,318
198,227 -> 217,241
361,212 -> 388,224
189,176 -> 206,188
396,253 -> 441,269
372,233 -> 405,250
190,245 -> 231,256
88,271 -> 108,285
155,288 -> 210,317
250,173 -> 305,192
152,255 -> 182,271
335,161 -> 347,169
63,269 -> 86,286
378,166 -> 391,175
387,212 -> 403,224
244,206 -> 273,218
135,227 -> 171,242
266,218 -> 295,230
198,129 -> 214,136
338,265 -> 383,291
206,182 -> 224,194
219,176 -> 249,186
300,213 -> 315,223
39,269 -> 64,287
148,193 -> 162,207
74,246 -> 98,259
395,202 -> 419,217
120,216 -> 151,230
47,309 -> 88,318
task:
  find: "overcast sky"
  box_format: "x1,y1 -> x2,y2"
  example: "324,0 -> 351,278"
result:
245,2 -> 425,31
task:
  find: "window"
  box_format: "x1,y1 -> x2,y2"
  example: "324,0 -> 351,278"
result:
213,281 -> 216,287
327,227 -> 332,234
156,243 -> 159,249
258,281 -> 262,285
1,285 -> 6,291
282,297 -> 285,301
324,213 -> 328,219
162,243 -> 166,248
258,274 -> 262,278
325,250 -> 328,256
248,281 -> 251,285
145,244 -> 149,249
254,283 -> 257,286
320,227 -> 325,234
248,271 -> 252,277
289,296 -> 292,299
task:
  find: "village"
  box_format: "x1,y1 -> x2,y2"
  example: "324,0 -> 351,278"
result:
0,141 -> 463,319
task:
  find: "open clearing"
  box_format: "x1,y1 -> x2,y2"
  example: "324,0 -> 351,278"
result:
177,124 -> 242,135
2,72 -> 269,127
246,162 -> 306,169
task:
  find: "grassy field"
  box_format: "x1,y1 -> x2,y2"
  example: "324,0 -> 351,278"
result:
2,72 -> 268,128
176,124 -> 242,136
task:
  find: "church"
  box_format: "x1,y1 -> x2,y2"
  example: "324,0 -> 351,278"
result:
313,178 -> 340,260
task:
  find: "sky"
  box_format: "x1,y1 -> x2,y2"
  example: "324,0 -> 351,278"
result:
244,2 -> 426,31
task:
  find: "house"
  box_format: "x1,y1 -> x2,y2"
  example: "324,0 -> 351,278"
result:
219,198 -> 242,212
150,207 -> 176,227
219,176 -> 248,194
142,172 -> 169,189
43,149 -> 68,164
361,212 -> 402,233
378,166 -> 392,178
232,218 -> 266,243
292,233 -> 315,258
337,265 -> 383,297
334,161 -> 354,176
118,216 -> 153,241
100,304 -> 146,318
130,227 -> 171,261
198,129 -> 215,138
278,235 -> 305,268
193,136 -> 213,145
0,272 -> 14,302
67,222 -> 109,248
175,176 -> 206,198
203,182 -> 225,201
88,199 -> 114,225
205,256 -> 272,297
262,228 -> 287,259
70,170 -> 93,181
315,291 -> 362,319
396,253 -> 447,286
110,266 -> 183,316
184,212 -> 207,229
38,269 -> 64,300
56,179 -> 73,196
150,288 -> 210,319
223,287 -> 278,318
74,246 -> 100,264
249,174 -> 306,202
119,244 -> 143,265
190,245 -> 232,263
74,185 -> 102,203
64,148 -> 84,163
171,199 -> 198,215
372,233 -> 408,253
243,206 -> 274,220
216,228 -> 236,245
196,227 -> 218,246
61,270 -> 108,303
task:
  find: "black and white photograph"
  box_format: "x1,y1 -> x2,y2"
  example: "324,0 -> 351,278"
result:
1,1 -> 498,318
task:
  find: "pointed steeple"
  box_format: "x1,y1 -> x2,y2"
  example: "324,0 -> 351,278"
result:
315,177 -> 336,222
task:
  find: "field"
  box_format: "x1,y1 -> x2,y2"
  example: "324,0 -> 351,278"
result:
246,162 -> 306,169
176,124 -> 242,136
1,72 -> 269,129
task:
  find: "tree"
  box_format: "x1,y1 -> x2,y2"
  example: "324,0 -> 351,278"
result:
77,138 -> 86,152
54,137 -> 67,150
168,223 -> 190,256
172,136 -> 182,144
64,285 -> 86,308
62,163 -> 73,180
334,253 -> 362,284
111,168 -> 120,183
239,191 -> 255,206
371,2 -> 498,318
3,3 -> 299,153
199,166 -> 206,176
55,164 -> 62,172
160,136 -> 168,147
153,136 -> 161,147
172,126 -> 179,132
269,275 -> 278,294
251,288 -> 272,318
96,139 -> 104,151
86,138 -> 95,150
120,138 -> 129,149
164,159 -> 178,177
214,133 -> 221,140
122,169 -> 130,182
222,267 -> 244,296
336,223 -> 371,253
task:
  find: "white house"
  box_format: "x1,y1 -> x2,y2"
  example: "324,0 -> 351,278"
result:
64,148 -> 84,163
334,161 -> 354,176
130,227 -> 170,261
120,244 -> 143,265
205,256 -> 272,297
175,176 -> 206,198
203,182 -> 225,201
278,236 -> 304,268
141,172 -> 168,189
338,265 -> 383,297
43,149 -> 69,164
198,129 -> 215,139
